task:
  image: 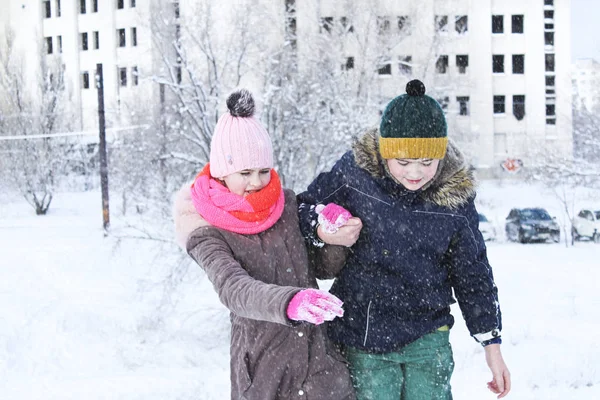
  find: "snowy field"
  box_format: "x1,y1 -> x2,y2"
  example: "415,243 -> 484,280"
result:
1,182 -> 599,400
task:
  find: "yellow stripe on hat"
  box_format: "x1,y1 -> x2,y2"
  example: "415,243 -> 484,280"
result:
379,137 -> 448,159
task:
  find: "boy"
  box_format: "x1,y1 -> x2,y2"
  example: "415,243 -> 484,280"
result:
298,80 -> 511,399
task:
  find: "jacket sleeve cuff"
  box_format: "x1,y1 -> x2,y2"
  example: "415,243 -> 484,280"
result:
481,337 -> 502,347
473,329 -> 501,344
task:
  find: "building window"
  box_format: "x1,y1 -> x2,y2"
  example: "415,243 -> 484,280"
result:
93,31 -> 99,49
456,55 -> 469,74
435,15 -> 448,33
82,72 -> 90,89
492,55 -> 504,73
340,17 -> 354,33
546,104 -> 555,116
56,0 -> 61,17
57,36 -> 62,53
132,66 -> 138,85
437,97 -> 449,113
545,0 -> 554,5
119,67 -> 127,86
513,95 -> 525,120
320,17 -> 333,33
544,10 -> 554,19
117,0 -> 124,9
545,53 -> 555,72
546,118 -> 556,125
131,27 -> 137,46
457,96 -> 470,116
493,95 -> 505,114
377,16 -> 391,35
92,0 -> 98,12
80,32 -> 88,51
398,16 -> 411,35
45,37 -> 53,54
377,59 -> 392,75
546,75 -> 555,87
492,15 -> 503,33
80,0 -> 86,14
512,15 -> 524,33
43,1 -> 51,18
545,32 -> 554,46
545,23 -> 554,30
342,57 -> 354,70
512,54 -> 524,74
130,0 -> 136,7
399,55 -> 412,75
436,55 -> 448,73
174,2 -> 180,18
117,29 -> 126,47
455,15 -> 468,34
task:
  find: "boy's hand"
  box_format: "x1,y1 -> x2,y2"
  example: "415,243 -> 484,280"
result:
484,344 -> 511,398
317,217 -> 362,247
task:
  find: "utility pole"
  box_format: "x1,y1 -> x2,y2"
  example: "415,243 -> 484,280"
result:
96,63 -> 110,234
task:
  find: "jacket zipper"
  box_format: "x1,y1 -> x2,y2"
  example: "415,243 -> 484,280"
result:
363,301 -> 372,346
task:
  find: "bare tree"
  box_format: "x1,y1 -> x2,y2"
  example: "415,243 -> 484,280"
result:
0,29 -> 75,214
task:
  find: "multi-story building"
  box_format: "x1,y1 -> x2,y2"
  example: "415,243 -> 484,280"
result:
1,0 -> 168,132
1,0 -> 572,179
296,0 -> 572,178
572,58 -> 600,112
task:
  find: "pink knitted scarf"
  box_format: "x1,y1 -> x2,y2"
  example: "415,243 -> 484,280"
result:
190,164 -> 285,234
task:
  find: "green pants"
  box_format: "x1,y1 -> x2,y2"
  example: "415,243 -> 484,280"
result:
345,330 -> 454,400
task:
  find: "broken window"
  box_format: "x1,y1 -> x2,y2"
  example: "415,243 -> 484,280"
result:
436,55 -> 449,73
513,95 -> 525,120
455,15 -> 468,34
456,55 -> 469,74
457,96 -> 470,116
399,55 -> 412,75
435,15 -> 448,33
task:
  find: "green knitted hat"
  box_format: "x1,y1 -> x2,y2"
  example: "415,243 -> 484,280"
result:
379,79 -> 448,159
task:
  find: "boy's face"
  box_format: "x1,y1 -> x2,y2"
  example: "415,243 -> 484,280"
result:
222,168 -> 271,197
386,158 -> 440,191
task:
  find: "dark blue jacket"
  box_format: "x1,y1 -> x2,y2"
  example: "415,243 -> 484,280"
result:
298,129 -> 502,353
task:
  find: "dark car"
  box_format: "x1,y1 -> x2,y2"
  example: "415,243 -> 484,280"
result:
505,208 -> 560,243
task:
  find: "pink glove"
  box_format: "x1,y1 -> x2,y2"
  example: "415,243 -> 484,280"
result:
287,289 -> 344,325
315,203 -> 352,234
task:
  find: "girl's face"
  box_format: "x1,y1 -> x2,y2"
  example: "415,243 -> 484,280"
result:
222,168 -> 271,197
386,158 -> 440,191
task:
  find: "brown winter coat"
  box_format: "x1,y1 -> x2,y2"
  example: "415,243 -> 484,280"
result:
173,185 -> 355,400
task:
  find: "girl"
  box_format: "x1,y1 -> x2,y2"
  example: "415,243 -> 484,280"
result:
173,89 -> 356,400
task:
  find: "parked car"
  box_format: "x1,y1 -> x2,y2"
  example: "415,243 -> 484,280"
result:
478,213 -> 497,241
572,209 -> 600,243
505,208 -> 560,243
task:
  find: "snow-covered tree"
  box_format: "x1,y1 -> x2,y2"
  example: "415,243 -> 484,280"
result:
0,29 -> 75,215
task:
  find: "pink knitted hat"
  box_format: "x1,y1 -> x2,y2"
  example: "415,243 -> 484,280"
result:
209,89 -> 274,178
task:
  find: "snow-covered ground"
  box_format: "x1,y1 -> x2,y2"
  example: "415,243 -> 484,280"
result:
1,182 -> 599,400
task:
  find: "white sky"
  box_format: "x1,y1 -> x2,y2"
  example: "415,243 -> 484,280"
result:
571,0 -> 600,61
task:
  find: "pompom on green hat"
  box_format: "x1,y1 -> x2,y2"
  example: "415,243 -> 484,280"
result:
379,79 -> 448,159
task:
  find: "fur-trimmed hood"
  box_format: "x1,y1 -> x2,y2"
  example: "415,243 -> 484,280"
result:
172,183 -> 210,250
351,127 -> 476,209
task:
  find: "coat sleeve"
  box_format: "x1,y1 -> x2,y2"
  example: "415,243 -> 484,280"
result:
297,152 -> 354,279
445,198 -> 503,341
187,230 -> 300,326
